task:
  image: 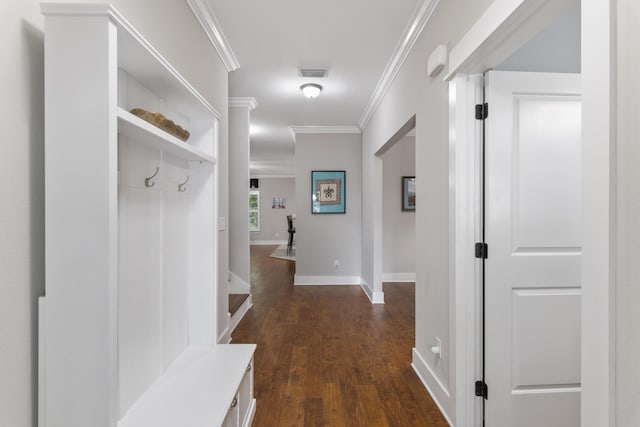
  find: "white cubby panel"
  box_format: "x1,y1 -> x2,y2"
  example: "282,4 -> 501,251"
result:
118,186 -> 164,417
162,190 -> 190,371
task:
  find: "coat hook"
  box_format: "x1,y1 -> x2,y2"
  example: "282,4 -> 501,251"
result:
145,166 -> 159,188
178,175 -> 190,192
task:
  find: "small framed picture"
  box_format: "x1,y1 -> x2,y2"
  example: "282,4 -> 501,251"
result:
402,176 -> 416,211
311,170 -> 346,214
272,197 -> 286,209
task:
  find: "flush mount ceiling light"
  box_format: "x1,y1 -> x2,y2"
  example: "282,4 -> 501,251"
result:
300,83 -> 323,99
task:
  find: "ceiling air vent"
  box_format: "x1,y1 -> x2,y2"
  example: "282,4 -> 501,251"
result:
298,68 -> 328,78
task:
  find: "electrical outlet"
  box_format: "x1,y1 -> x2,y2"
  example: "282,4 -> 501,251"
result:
334,259 -> 339,269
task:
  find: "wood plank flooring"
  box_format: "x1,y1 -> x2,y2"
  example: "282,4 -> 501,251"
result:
229,293 -> 250,316
231,245 -> 448,426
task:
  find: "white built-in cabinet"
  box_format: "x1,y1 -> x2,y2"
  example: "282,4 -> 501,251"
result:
40,3 -> 255,427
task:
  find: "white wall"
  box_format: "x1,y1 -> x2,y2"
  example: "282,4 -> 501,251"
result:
361,0 -> 494,421
249,178 -> 296,244
382,135 -> 416,280
295,133 -> 362,283
496,2 -> 581,73
0,1 -> 228,425
617,1 -> 640,425
0,2 -> 45,426
229,105 -> 251,286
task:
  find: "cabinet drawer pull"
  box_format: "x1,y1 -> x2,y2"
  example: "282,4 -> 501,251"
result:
246,364 -> 252,372
231,397 -> 238,408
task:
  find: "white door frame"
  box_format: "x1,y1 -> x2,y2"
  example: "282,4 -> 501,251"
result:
448,73 -> 484,427
447,0 -> 616,426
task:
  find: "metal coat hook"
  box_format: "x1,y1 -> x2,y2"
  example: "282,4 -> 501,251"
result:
145,167 -> 159,188
178,175 -> 190,192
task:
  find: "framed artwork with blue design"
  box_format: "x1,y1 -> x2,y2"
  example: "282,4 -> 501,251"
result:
311,170 -> 346,214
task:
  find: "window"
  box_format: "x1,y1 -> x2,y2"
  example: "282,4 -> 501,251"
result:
249,190 -> 260,231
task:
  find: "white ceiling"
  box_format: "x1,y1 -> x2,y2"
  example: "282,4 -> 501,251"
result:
207,0 -> 422,176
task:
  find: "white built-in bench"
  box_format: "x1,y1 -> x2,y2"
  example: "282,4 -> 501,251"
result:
118,345 -> 256,427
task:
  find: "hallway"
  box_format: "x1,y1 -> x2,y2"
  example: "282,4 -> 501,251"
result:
231,245 -> 448,426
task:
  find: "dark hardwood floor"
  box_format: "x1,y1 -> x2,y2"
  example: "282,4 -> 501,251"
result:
231,245 -> 448,427
229,293 -> 250,316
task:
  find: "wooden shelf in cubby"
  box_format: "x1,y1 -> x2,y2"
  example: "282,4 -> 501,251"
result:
117,107 -> 215,164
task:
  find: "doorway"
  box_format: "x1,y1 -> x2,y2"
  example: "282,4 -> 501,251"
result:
447,1 -> 592,425
381,129 -> 416,284
371,115 -> 416,303
480,5 -> 582,425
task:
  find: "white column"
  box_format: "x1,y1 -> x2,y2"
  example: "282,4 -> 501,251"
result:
43,13 -> 119,427
228,98 -> 257,292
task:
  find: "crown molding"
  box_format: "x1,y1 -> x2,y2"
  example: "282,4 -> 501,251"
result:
358,0 -> 441,129
229,97 -> 258,110
249,174 -> 296,179
41,2 -> 115,16
290,125 -> 362,135
185,0 -> 240,72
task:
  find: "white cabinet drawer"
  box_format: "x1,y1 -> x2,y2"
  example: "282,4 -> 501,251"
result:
238,360 -> 253,425
221,395 -> 239,427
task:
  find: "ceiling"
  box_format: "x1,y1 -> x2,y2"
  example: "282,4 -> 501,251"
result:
207,0 -> 422,177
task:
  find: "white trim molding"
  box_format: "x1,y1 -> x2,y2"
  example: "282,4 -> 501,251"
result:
38,297 -> 46,426
250,174 -> 296,179
244,398 -> 257,427
358,0 -> 441,129
229,97 -> 258,110
185,0 -> 240,72
294,275 -> 362,286
41,2 -> 114,16
289,125 -> 362,135
381,273 -> 416,283
249,240 -> 287,246
449,73 -> 484,427
581,0 -> 616,426
217,312 -> 232,344
360,281 -> 385,304
412,348 -> 454,426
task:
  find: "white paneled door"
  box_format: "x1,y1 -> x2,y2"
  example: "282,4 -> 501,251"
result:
484,71 -> 582,426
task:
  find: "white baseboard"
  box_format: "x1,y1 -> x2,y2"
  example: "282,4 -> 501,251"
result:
412,348 -> 454,426
38,297 -> 46,427
250,240 -> 287,246
360,280 -> 385,304
230,294 -> 252,335
382,272 -> 416,282
243,398 -> 257,427
294,275 -> 361,286
229,271 -> 251,293
217,312 -> 231,344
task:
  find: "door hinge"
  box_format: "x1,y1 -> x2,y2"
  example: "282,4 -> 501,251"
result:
475,242 -> 488,259
475,103 -> 488,120
475,380 -> 488,399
